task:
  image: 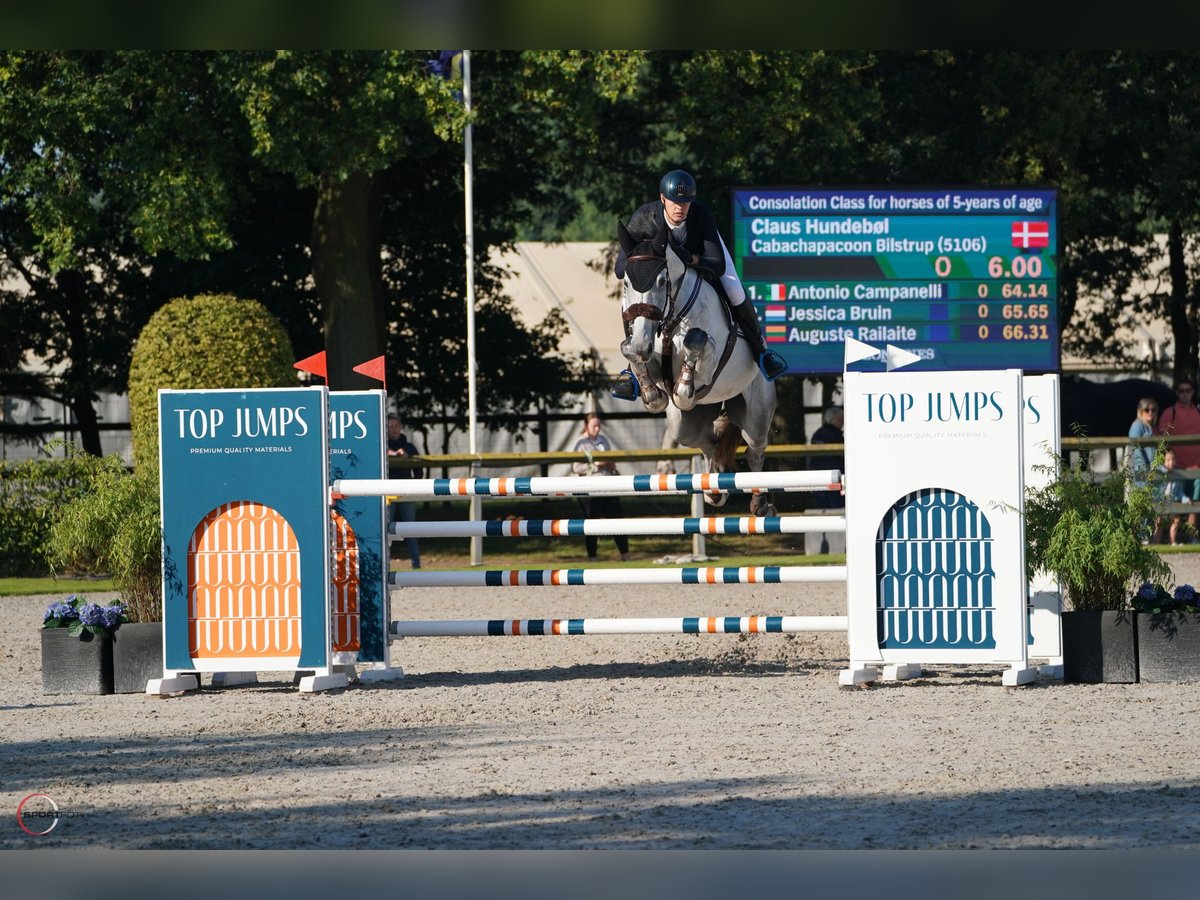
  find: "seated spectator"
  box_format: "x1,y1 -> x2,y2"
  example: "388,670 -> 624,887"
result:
1155,448 -> 1192,545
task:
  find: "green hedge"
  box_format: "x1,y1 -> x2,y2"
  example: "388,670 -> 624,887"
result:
0,456 -> 95,577
128,293 -> 296,475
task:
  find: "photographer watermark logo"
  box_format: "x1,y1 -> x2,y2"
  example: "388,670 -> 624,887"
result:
16,793 -> 61,837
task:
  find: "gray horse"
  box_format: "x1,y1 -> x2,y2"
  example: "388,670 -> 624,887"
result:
617,221 -> 777,515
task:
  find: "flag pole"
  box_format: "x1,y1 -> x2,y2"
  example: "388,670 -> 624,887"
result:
462,49 -> 483,565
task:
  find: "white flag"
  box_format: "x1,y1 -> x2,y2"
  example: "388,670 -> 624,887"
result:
885,344 -> 922,371
843,337 -> 880,369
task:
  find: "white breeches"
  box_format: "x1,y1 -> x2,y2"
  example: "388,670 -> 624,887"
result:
719,235 -> 745,306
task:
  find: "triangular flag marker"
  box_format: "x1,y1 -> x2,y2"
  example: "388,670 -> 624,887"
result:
352,355 -> 387,387
885,344 -> 922,372
843,337 -> 880,369
294,350 -> 327,380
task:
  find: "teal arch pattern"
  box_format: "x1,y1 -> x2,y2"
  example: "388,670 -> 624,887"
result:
875,488 -> 996,649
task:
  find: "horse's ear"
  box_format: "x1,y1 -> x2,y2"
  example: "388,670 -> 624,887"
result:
617,220 -> 636,254
652,216 -> 668,257
666,239 -> 687,287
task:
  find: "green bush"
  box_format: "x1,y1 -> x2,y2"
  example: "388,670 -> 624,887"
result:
1024,442 -> 1170,611
45,450 -> 162,623
128,293 -> 296,475
0,456 -> 96,577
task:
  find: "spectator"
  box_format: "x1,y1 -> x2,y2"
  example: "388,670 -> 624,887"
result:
1157,377 -> 1200,508
1154,448 -> 1191,545
571,413 -> 632,562
808,405 -> 845,511
387,415 -> 423,569
1127,396 -> 1158,485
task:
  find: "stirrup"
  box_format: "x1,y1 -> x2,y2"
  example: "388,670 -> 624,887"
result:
610,369 -> 640,401
758,350 -> 788,382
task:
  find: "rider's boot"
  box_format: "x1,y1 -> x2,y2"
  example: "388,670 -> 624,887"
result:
732,301 -> 788,380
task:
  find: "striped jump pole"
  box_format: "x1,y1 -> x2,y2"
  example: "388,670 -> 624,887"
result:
389,514 -> 847,539
393,615 -> 849,637
334,469 -> 841,499
389,565 -> 848,588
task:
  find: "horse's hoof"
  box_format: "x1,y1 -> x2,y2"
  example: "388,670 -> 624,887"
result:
750,494 -> 777,518
642,391 -> 668,413
705,491 -> 728,508
674,390 -> 697,411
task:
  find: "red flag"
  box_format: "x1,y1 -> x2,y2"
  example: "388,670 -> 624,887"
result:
352,355 -> 387,386
1011,221 -> 1050,249
293,351 -> 327,380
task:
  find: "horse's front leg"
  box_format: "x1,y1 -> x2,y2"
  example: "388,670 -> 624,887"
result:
673,327 -> 713,411
621,318 -> 668,413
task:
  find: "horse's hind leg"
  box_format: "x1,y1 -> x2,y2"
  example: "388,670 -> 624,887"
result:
726,385 -> 778,516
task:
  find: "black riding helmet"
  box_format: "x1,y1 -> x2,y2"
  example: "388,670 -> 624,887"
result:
659,169 -> 697,202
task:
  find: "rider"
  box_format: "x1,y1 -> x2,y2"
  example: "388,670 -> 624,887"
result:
612,169 -> 788,400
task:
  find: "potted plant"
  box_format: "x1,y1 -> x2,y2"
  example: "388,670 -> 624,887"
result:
45,450 -> 164,693
1024,442 -> 1170,683
41,595 -> 127,694
1132,582 -> 1200,682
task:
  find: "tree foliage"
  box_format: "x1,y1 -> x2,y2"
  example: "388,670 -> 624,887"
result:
6,50 -> 1200,458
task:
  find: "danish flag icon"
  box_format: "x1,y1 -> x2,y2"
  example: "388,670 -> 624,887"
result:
1011,221 -> 1050,250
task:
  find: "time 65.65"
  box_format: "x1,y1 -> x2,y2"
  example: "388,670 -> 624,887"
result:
975,303 -> 1052,319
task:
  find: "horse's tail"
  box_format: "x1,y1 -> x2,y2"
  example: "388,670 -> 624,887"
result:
712,413 -> 742,472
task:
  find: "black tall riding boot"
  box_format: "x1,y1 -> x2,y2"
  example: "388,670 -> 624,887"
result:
732,301 -> 788,380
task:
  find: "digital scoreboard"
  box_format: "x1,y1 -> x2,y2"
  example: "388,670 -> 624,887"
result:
731,187 -> 1059,373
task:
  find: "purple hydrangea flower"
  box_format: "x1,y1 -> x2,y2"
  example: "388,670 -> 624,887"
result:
1137,582 -> 1158,601
100,604 -> 126,630
78,603 -> 106,626
43,600 -> 78,622
1175,584 -> 1196,603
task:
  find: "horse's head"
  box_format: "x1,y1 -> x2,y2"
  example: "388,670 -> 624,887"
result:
618,219 -> 690,358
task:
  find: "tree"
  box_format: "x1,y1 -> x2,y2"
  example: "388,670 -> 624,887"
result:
0,51 -> 642,453
0,51 -> 255,454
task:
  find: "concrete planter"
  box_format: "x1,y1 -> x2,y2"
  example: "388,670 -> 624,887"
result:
1061,610 -> 1138,684
112,622 -> 164,694
41,628 -> 114,694
1136,612 -> 1200,682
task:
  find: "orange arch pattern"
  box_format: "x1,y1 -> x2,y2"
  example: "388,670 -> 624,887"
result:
187,501 -> 303,661
330,510 -> 360,652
